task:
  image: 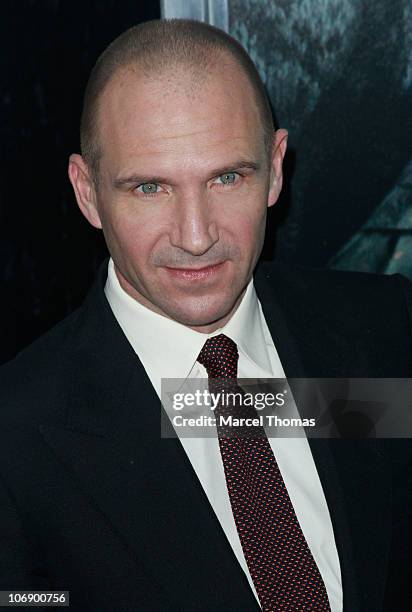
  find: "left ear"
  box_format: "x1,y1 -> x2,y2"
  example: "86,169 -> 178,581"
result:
267,129 -> 288,208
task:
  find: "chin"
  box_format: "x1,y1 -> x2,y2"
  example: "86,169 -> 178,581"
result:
163,295 -> 238,329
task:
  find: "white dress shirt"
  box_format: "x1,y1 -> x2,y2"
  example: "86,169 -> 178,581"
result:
104,258 -> 342,610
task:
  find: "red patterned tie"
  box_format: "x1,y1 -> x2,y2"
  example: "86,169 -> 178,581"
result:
198,334 -> 331,611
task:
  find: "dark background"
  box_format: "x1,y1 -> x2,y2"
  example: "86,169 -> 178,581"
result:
1,0 -> 411,364
1,1 -> 160,363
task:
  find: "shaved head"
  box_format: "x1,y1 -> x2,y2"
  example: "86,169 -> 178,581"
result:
80,19 -> 274,183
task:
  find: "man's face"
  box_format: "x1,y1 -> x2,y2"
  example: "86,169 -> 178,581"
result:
70,60 -> 287,332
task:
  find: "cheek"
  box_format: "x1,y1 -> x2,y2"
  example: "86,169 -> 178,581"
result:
225,203 -> 267,253
102,204 -> 164,265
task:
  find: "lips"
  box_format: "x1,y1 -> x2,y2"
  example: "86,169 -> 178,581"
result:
163,261 -> 225,281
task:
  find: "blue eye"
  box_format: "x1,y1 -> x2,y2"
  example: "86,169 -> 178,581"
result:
218,172 -> 237,184
138,183 -> 159,194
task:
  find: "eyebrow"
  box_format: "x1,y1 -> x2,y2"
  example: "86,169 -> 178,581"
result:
112,159 -> 261,190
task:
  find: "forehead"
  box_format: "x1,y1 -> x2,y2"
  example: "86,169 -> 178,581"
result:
98,62 -> 264,177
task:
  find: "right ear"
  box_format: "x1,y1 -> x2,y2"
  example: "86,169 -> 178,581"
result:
68,154 -> 102,229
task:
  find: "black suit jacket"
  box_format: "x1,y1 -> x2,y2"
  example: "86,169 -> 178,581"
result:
1,260 -> 411,611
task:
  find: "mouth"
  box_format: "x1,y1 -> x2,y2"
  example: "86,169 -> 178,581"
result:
163,261 -> 226,281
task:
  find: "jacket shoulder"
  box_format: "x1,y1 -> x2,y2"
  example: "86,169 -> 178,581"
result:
256,260 -> 412,319
0,307 -> 84,426
255,260 -> 412,376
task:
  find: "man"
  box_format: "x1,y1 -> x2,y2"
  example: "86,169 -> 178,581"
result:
0,19 -> 411,612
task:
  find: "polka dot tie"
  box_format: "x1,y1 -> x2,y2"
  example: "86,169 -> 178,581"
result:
198,334 -> 331,612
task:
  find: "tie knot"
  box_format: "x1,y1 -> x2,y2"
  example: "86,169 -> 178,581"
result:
197,333 -> 238,379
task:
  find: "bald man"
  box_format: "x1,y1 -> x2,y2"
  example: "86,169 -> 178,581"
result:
0,19 -> 411,612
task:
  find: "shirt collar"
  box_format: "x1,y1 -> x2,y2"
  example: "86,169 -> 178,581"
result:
104,258 -> 271,380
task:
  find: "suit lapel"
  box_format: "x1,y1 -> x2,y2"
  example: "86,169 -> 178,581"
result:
254,262 -> 392,611
39,262 -> 259,610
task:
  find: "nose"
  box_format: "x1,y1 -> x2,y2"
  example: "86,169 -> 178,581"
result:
170,189 -> 219,256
